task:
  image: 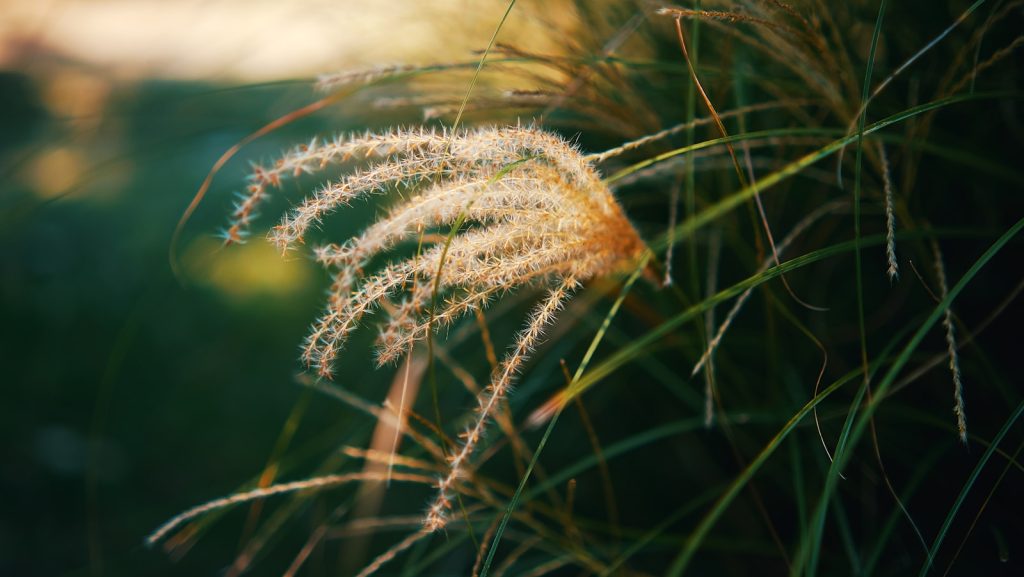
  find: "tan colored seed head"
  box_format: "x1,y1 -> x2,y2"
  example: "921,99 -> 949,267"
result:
228,124 -> 646,530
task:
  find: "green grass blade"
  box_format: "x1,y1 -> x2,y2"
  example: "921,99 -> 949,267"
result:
666,308 -> 926,577
809,216 -> 1024,577
478,255 -> 650,577
564,232 -> 889,406
793,380 -> 868,577
599,488 -> 720,577
605,127 -> 838,185
813,4 -> 887,570
447,0 -> 517,135
863,444 -> 948,575
664,369 -> 862,576
642,92 -> 1022,254
919,400 -> 1024,576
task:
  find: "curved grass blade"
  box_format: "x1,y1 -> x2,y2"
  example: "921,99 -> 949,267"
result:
663,308 -> 917,577
599,486 -> 721,577
806,3 -> 890,571
478,253 -> 651,577
663,368 -> 863,577
642,92 -> 1022,254
919,400 -> 1024,576
801,216 -> 1024,577
863,444 -> 948,575
563,232 -> 895,408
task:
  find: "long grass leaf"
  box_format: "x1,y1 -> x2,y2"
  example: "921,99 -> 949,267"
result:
478,254 -> 650,577
810,2 -> 888,573
919,400 -> 1024,576
809,216 -> 1024,576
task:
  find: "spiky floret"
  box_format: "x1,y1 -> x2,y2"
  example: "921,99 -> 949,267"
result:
234,125 -> 646,529
424,276 -> 577,531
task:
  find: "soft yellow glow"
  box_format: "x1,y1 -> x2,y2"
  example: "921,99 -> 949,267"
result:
184,237 -> 315,299
41,69 -> 111,130
0,0 -> 573,82
25,147 -> 87,199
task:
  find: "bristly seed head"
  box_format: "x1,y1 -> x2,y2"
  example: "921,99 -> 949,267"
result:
229,125 -> 647,378
229,124 -> 647,529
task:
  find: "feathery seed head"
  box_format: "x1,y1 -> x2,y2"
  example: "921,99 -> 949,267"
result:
230,124 -> 645,529
230,125 -> 646,378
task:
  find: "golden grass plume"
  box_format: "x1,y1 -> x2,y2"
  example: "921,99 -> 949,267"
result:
226,123 -> 647,529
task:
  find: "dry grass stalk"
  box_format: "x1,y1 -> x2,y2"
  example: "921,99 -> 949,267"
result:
586,99 -> 816,164
691,199 -> 848,377
145,471 -> 434,547
931,239 -> 968,444
225,124 -> 646,530
315,63 -> 426,93
655,6 -> 805,41
353,529 -> 432,577
879,143 -> 899,281
374,90 -> 557,122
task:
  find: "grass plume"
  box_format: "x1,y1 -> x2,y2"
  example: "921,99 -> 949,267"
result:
221,124 -> 646,531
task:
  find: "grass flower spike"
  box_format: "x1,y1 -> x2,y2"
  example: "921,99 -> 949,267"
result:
230,124 -> 646,530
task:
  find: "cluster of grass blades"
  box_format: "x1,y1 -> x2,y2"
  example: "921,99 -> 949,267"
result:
148,1 -> 1023,576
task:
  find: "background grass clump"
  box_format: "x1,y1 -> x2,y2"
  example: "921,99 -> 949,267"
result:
1,1 -> 1022,576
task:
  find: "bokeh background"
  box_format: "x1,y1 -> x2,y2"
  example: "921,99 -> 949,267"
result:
0,1 -> 576,575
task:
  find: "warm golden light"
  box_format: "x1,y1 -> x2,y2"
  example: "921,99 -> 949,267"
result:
0,0 -> 572,82
183,237 -> 315,299
25,146 -> 87,199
